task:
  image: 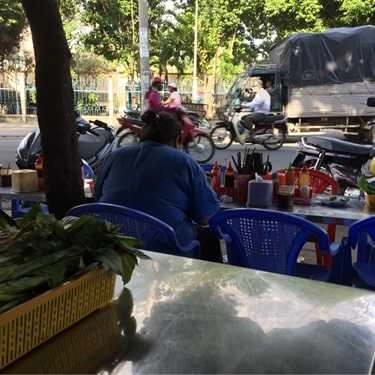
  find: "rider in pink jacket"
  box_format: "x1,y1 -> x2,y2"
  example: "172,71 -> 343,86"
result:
145,77 -> 167,111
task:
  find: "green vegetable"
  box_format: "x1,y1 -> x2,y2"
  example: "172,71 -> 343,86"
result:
358,177 -> 375,195
0,205 -> 149,314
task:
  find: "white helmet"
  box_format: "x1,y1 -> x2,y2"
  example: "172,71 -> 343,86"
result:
168,82 -> 177,89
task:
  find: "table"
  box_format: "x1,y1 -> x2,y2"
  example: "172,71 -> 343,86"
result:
0,187 -> 46,203
6,252 -> 375,374
222,196 -> 373,226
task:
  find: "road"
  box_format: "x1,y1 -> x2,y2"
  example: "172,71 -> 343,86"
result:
0,132 -> 297,171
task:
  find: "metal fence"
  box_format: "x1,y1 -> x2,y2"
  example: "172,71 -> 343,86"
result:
0,85 -> 227,119
0,88 -> 21,115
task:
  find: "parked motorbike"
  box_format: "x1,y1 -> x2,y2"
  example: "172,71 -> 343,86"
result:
16,113 -> 116,175
292,136 -> 375,191
210,108 -> 287,150
292,98 -> 375,192
116,109 -> 215,163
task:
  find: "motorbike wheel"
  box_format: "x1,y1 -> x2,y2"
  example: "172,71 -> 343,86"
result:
116,131 -> 139,148
263,127 -> 286,150
210,124 -> 233,150
186,133 -> 215,163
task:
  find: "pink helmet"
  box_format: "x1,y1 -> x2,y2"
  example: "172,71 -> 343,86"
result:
152,77 -> 163,85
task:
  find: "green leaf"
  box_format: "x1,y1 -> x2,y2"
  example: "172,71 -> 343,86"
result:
120,252 -> 138,284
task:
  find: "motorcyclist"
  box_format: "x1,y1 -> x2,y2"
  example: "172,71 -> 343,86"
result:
234,79 -> 270,143
145,78 -> 193,132
145,77 -> 167,111
163,82 -> 182,109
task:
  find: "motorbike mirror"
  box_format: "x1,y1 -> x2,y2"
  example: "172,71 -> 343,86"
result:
367,97 -> 375,107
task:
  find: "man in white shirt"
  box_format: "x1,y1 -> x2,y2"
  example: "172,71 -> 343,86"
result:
235,79 -> 271,144
242,79 -> 271,113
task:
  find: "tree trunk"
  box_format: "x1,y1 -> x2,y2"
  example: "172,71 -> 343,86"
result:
21,0 -> 84,218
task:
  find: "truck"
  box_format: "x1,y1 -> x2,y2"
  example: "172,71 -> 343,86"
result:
221,26 -> 375,141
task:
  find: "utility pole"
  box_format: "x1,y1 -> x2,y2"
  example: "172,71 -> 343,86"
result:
192,0 -> 199,103
138,0 -> 150,110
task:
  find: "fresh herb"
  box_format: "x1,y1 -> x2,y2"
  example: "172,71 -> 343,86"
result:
358,176 -> 375,195
0,205 -> 149,314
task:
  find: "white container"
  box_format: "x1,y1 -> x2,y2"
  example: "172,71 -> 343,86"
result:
246,180 -> 273,208
11,169 -> 38,193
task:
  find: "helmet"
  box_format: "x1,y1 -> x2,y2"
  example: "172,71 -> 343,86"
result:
167,82 -> 177,89
152,77 -> 163,85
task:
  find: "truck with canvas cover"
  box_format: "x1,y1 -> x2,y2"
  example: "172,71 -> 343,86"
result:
222,26 -> 375,141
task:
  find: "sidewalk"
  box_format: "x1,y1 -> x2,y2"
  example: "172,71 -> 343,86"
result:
0,122 -> 36,137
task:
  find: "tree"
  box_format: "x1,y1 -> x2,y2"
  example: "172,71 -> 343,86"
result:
0,1 -> 27,59
21,0 -> 84,218
339,0 -> 375,25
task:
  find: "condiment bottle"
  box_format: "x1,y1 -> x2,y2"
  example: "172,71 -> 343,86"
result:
224,161 -> 235,196
298,167 -> 311,200
285,164 -> 294,186
211,161 -> 221,194
34,154 -> 44,191
299,167 -> 310,187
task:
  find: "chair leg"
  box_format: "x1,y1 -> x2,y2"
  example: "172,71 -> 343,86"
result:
315,224 -> 335,268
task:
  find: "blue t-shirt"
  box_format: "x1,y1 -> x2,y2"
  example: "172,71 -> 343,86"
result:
95,141 -> 219,246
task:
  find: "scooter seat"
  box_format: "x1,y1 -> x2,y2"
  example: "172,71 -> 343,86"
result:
305,136 -> 374,156
253,114 -> 285,125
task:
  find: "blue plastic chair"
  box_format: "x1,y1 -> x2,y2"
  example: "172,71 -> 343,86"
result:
200,163 -> 226,174
342,217 -> 375,289
82,159 -> 95,179
67,203 -> 200,258
210,208 -> 341,281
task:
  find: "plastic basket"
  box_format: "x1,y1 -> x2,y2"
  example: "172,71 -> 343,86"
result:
0,269 -> 115,370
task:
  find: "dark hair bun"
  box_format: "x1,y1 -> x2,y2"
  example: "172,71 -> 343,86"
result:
141,110 -> 159,125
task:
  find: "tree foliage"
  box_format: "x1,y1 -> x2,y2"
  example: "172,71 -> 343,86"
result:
3,0 -> 375,81
0,0 -> 27,58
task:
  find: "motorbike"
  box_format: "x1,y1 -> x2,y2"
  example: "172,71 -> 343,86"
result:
292,135 -> 375,192
16,113 -> 116,175
292,98 -> 375,192
116,109 -> 216,163
210,108 -> 287,151
122,108 -> 211,129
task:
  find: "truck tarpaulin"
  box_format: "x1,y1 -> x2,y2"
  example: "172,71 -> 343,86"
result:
269,26 -> 375,87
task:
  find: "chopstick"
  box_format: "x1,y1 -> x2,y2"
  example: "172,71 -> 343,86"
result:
231,155 -> 240,172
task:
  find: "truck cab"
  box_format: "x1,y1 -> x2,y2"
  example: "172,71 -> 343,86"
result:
220,65 -> 283,121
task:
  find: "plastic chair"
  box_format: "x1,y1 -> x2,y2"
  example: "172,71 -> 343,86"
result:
341,217 -> 375,288
67,203 -> 200,258
210,208 -> 341,281
82,159 -> 95,179
200,163 -> 226,173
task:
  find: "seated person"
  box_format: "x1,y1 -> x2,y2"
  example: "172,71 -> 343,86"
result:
95,110 -> 220,258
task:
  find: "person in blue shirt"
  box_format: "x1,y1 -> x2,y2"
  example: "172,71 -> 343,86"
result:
95,110 -> 220,259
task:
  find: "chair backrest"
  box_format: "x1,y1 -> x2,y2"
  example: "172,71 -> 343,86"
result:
82,159 -> 95,179
210,208 -> 329,275
67,203 -> 186,256
200,163 -> 226,173
349,217 -> 375,263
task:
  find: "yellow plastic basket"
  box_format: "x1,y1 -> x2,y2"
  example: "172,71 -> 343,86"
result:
0,269 -> 115,370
